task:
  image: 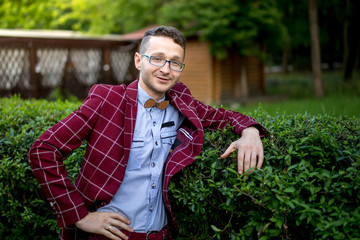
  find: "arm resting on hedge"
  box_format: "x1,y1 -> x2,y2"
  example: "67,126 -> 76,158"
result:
221,126 -> 264,174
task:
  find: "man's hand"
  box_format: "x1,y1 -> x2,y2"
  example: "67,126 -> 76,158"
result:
220,126 -> 264,174
75,211 -> 134,240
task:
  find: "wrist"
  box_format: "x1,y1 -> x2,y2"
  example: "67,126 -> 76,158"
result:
242,126 -> 260,136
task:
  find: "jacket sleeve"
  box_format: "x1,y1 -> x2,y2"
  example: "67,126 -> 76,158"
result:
195,99 -> 267,137
28,84 -> 105,228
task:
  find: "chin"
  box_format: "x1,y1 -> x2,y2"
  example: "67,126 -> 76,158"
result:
155,81 -> 174,91
155,86 -> 171,95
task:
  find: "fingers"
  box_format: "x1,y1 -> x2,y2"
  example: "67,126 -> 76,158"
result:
102,212 -> 134,240
104,223 -> 129,240
108,212 -> 133,230
236,148 -> 256,174
237,147 -> 244,174
257,148 -> 264,169
237,147 -> 261,174
222,133 -> 264,174
222,140 -> 259,174
220,142 -> 237,159
75,211 -> 133,240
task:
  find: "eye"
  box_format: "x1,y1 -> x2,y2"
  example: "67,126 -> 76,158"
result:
171,61 -> 181,67
151,56 -> 163,62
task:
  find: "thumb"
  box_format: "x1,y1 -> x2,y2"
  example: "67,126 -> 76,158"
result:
220,143 -> 236,159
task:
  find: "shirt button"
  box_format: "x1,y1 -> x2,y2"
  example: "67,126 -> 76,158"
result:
150,207 -> 153,212
153,121 -> 156,126
151,162 -> 156,167
155,141 -> 159,146
152,183 -> 156,189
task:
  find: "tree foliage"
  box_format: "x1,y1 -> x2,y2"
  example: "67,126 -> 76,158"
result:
56,0 -> 163,34
274,0 -> 346,70
159,0 -> 286,58
0,0 -> 285,59
0,0 -> 68,29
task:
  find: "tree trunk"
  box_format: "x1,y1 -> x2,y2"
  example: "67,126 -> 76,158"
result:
282,45 -> 290,74
240,56 -> 249,103
309,0 -> 324,97
343,0 -> 360,82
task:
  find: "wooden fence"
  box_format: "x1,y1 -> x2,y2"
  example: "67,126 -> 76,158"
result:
0,30 -> 139,99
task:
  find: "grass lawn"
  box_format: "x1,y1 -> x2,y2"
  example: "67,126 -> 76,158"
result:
226,71 -> 360,117
235,94 -> 360,117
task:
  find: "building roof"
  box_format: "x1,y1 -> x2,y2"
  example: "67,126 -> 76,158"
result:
120,25 -> 159,41
0,29 -> 128,41
0,26 -> 160,42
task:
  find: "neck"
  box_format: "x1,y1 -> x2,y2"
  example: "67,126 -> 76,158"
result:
138,79 -> 165,101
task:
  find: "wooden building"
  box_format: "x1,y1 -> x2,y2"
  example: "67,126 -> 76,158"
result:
0,29 -> 138,99
181,38 -> 265,104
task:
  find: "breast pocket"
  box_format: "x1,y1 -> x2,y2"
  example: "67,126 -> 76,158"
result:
161,130 -> 177,154
127,137 -> 144,171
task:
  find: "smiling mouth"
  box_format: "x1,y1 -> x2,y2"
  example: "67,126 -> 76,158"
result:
156,76 -> 170,82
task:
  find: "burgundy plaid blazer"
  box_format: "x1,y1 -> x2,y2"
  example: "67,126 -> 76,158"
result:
29,80 -> 266,239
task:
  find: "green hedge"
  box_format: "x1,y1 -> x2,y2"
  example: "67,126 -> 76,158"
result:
1,96 -> 359,240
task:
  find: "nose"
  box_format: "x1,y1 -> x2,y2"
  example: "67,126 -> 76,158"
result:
160,61 -> 171,73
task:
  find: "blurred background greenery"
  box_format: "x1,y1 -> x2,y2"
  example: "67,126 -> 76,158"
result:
0,0 -> 359,116
231,71 -> 360,117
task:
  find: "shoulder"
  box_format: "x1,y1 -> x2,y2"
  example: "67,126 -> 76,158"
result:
88,84 -> 130,101
89,84 -> 127,96
168,81 -> 193,99
82,84 -> 130,109
168,82 -> 206,113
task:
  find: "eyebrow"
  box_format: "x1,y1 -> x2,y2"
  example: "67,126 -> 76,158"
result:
151,52 -> 183,61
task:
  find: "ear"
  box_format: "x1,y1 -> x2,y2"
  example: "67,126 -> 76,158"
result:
134,52 -> 141,70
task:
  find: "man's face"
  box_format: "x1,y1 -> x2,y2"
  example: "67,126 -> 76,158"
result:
135,36 -> 184,100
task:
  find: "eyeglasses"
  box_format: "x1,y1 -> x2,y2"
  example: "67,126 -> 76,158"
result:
142,54 -> 185,72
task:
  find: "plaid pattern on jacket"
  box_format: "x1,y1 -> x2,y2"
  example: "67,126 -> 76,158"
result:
29,80 -> 266,239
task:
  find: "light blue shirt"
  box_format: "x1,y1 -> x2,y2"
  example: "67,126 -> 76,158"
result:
98,84 -> 184,232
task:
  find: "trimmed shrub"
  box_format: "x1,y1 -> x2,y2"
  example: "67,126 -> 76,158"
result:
170,110 -> 360,240
0,96 -> 82,239
0,96 -> 359,239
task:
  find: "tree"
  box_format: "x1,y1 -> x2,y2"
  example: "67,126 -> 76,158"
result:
272,0 -> 310,71
0,0 -> 67,29
309,0 -> 324,97
275,0 -> 347,74
159,0 -> 286,59
343,0 -> 360,82
0,0 -> 164,34
56,0 -> 164,34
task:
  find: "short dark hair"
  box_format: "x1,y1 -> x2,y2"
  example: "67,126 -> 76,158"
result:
139,26 -> 186,55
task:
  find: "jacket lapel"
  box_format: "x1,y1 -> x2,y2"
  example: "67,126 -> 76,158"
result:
123,80 -> 138,160
165,87 -> 205,169
167,91 -> 202,131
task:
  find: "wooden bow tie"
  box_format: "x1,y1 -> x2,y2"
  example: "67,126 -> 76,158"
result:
144,99 -> 169,110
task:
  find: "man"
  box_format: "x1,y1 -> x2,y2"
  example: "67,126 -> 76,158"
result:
29,26 -> 267,240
